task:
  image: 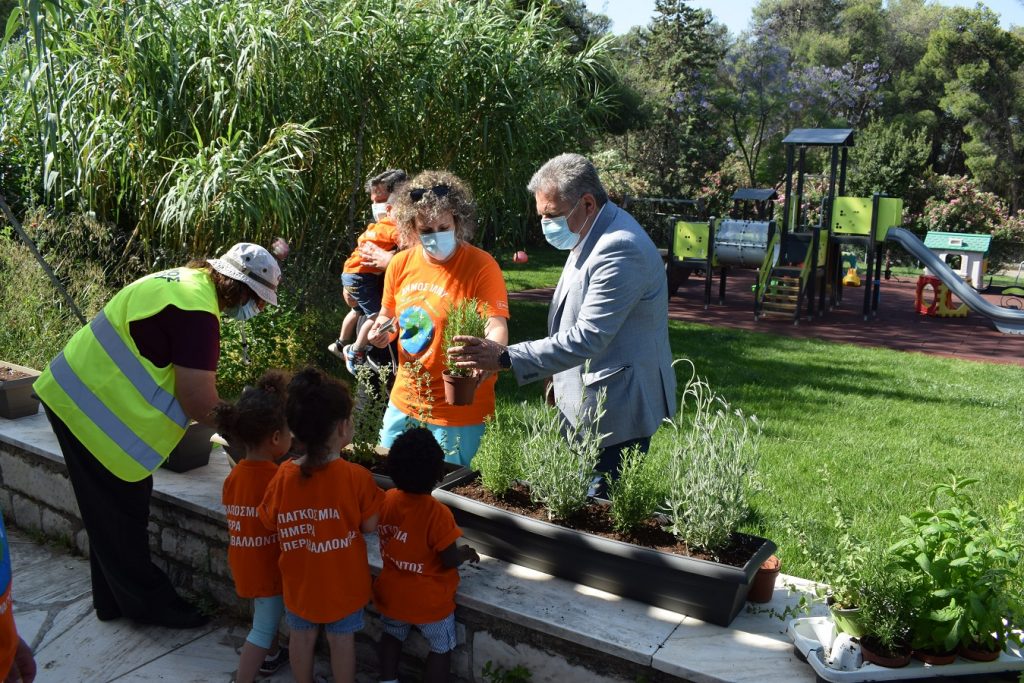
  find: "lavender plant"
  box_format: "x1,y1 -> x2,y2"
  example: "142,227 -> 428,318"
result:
520,387 -> 608,521
661,363 -> 761,553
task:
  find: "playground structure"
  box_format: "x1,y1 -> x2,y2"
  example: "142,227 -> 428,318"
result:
662,126 -> 1024,334
922,231 -> 991,290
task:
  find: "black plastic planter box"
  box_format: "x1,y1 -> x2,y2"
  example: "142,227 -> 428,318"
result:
434,471 -> 776,627
162,423 -> 215,473
0,362 -> 40,419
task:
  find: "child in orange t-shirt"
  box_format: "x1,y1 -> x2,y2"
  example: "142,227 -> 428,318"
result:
258,367 -> 384,683
328,168 -> 408,375
373,428 -> 479,683
214,371 -> 292,683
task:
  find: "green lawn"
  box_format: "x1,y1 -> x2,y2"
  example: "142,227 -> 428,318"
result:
495,296 -> 1024,581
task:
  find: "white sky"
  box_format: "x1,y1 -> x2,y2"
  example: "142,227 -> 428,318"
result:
584,0 -> 1024,36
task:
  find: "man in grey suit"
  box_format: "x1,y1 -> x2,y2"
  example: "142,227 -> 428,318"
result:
452,153 -> 676,495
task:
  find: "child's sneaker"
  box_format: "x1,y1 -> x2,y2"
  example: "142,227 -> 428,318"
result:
259,646 -> 289,674
327,338 -> 346,360
342,344 -> 366,375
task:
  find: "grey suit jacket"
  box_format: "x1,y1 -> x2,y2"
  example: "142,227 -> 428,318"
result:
509,202 -> 677,446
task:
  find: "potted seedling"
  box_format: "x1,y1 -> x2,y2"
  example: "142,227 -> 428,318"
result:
0,361 -> 41,419
440,298 -> 487,406
855,559 -> 913,668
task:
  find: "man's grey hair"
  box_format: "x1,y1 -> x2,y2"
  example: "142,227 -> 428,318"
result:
526,153 -> 608,206
365,168 -> 408,194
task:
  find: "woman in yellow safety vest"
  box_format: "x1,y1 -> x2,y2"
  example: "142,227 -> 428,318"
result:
34,242 -> 282,628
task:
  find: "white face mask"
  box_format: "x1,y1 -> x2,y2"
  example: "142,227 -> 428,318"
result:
372,194 -> 395,222
540,198 -> 583,250
420,229 -> 458,260
226,299 -> 261,322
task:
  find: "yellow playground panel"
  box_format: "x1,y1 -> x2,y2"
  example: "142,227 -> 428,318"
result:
831,196 -> 904,241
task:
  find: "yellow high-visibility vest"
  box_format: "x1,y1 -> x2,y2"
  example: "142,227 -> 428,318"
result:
35,268 -> 220,481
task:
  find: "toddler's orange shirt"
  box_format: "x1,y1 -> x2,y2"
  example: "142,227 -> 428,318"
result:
222,460 -> 282,598
343,217 -> 400,275
373,489 -> 462,624
381,243 -> 509,426
258,458 -> 383,623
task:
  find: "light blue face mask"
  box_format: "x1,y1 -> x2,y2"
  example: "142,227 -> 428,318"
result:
420,229 -> 458,260
541,198 -> 583,251
225,298 -> 262,322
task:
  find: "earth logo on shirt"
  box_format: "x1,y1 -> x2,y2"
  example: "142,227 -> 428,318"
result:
399,306 -> 434,356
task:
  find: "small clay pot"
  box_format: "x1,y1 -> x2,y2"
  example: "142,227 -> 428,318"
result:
443,371 -> 478,406
957,641 -> 1001,662
860,637 -> 911,668
912,648 -> 957,665
747,554 -> 780,603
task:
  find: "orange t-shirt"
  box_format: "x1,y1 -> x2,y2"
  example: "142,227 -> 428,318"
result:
0,516 -> 16,678
373,490 -> 463,624
222,460 -> 282,598
381,243 -> 509,426
258,458 -> 384,623
343,217 -> 400,275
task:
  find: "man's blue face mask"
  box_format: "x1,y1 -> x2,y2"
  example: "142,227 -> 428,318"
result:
540,198 -> 583,251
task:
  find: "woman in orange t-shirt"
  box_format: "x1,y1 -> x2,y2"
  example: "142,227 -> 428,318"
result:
373,428 -> 479,683
367,170 -> 510,466
258,368 -> 383,683
215,371 -> 292,683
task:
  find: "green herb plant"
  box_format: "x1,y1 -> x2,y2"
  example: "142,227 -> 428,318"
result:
350,361 -> 392,465
520,386 -> 608,521
889,475 -> 1024,654
660,363 -> 761,554
472,403 -> 526,497
856,558 -> 914,657
608,443 -> 663,534
441,297 -> 487,378
480,661 -> 532,683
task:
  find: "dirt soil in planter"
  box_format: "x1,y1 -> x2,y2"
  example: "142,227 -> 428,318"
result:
450,480 -> 763,567
0,366 -> 31,382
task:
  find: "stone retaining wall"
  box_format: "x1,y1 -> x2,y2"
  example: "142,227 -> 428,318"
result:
0,430 -> 708,683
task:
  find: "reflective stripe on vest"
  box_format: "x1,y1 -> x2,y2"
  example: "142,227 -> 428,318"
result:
90,310 -> 189,429
47,352 -> 166,472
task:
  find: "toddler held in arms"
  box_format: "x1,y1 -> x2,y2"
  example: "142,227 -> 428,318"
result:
374,427 -> 480,683
214,372 -> 292,682
258,368 -> 384,683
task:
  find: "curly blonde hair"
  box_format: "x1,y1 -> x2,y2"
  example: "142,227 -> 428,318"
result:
391,170 -> 477,247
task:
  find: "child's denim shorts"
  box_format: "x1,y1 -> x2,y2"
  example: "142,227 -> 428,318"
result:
341,272 -> 384,316
379,612 -> 456,654
286,606 -> 364,635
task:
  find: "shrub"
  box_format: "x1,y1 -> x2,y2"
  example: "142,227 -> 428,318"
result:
608,443 -> 663,534
0,234 -> 112,368
660,367 -> 761,552
472,403 -> 526,497
520,388 -> 608,521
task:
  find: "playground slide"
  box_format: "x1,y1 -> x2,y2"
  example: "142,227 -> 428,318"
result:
886,227 -> 1024,335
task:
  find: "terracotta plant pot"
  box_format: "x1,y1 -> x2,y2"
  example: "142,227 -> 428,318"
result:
442,371 -> 478,406
860,637 -> 912,668
957,641 -> 1001,662
747,554 -> 781,603
0,361 -> 41,419
912,648 -> 957,665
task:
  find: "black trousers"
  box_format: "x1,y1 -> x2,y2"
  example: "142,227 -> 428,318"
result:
44,405 -> 181,619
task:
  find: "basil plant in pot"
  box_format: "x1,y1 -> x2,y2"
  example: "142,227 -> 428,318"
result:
889,475 -> 1024,662
435,365 -> 775,627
